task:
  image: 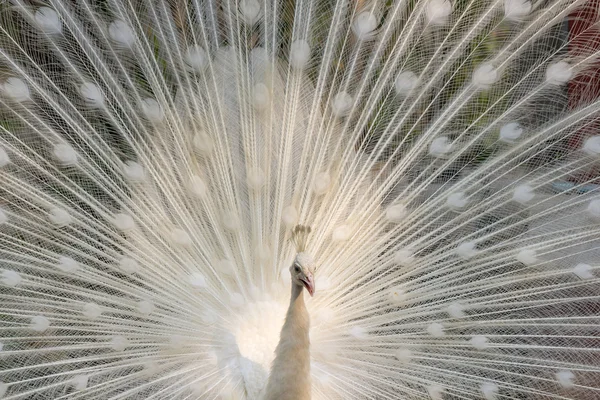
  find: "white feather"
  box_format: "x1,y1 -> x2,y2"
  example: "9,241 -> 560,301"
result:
0,0 -> 598,399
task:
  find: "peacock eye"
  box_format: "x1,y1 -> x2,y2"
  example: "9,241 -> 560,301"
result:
294,263 -> 301,272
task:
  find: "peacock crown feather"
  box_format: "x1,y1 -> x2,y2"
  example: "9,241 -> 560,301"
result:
291,224 -> 312,254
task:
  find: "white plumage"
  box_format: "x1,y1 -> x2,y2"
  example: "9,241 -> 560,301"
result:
0,0 -> 599,399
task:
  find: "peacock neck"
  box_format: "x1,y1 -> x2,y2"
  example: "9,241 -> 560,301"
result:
290,282 -> 306,311
262,282 -> 311,400
281,282 -> 310,347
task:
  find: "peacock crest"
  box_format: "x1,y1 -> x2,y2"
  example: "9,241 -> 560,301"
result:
291,224 -> 312,253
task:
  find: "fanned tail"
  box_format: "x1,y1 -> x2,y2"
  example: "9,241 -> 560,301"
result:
0,0 -> 599,399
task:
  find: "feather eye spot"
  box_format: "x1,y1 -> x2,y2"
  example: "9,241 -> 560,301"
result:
473,63 -> 499,88
573,263 -> 593,280
185,45 -> 209,71
30,315 -> 50,332
122,161 -> 145,182
395,348 -> 413,363
388,286 -> 406,305
171,229 -> 192,246
456,241 -> 477,259
137,300 -> 155,316
513,184 -> 535,204
516,248 -> 538,266
499,122 -> 523,143
57,256 -> 79,273
331,92 -> 353,117
189,272 -> 207,288
0,147 -> 9,167
429,136 -> 453,157
349,326 -> 368,339
188,175 -> 208,198
82,302 -> 102,319
587,199 -> 600,219
71,375 -> 89,391
141,98 -> 164,123
240,0 -> 262,24
386,204 -> 408,222
504,0 -> 532,20
470,335 -> 489,350
35,7 -> 62,34
428,384 -> 444,400
252,83 -> 270,110
79,82 -> 104,107
247,168 -> 266,190
427,322 -> 444,337
394,248 -> 415,266
555,370 -> 575,389
446,192 -> 467,210
110,335 -> 129,351
426,0 -> 452,25
48,208 -> 72,227
546,61 -> 572,85
0,208 -> 8,225
222,212 -> 240,232
480,382 -> 499,400
447,302 -> 466,318
352,11 -> 378,39
53,143 -> 78,165
282,206 -> 298,228
313,172 -> 331,195
193,132 -> 214,155
331,225 -> 351,242
583,136 -> 600,157
112,213 -> 135,231
1,270 -> 22,287
119,257 -> 139,275
289,40 -> 311,69
108,20 -> 135,48
2,78 -> 30,102
394,71 -> 418,96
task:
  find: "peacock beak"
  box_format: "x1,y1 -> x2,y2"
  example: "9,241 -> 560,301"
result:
302,273 -> 315,297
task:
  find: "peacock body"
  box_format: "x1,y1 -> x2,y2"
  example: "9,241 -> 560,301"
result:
0,0 -> 599,398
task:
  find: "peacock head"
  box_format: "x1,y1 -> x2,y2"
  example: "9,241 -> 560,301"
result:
291,252 -> 315,296
290,224 -> 315,296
